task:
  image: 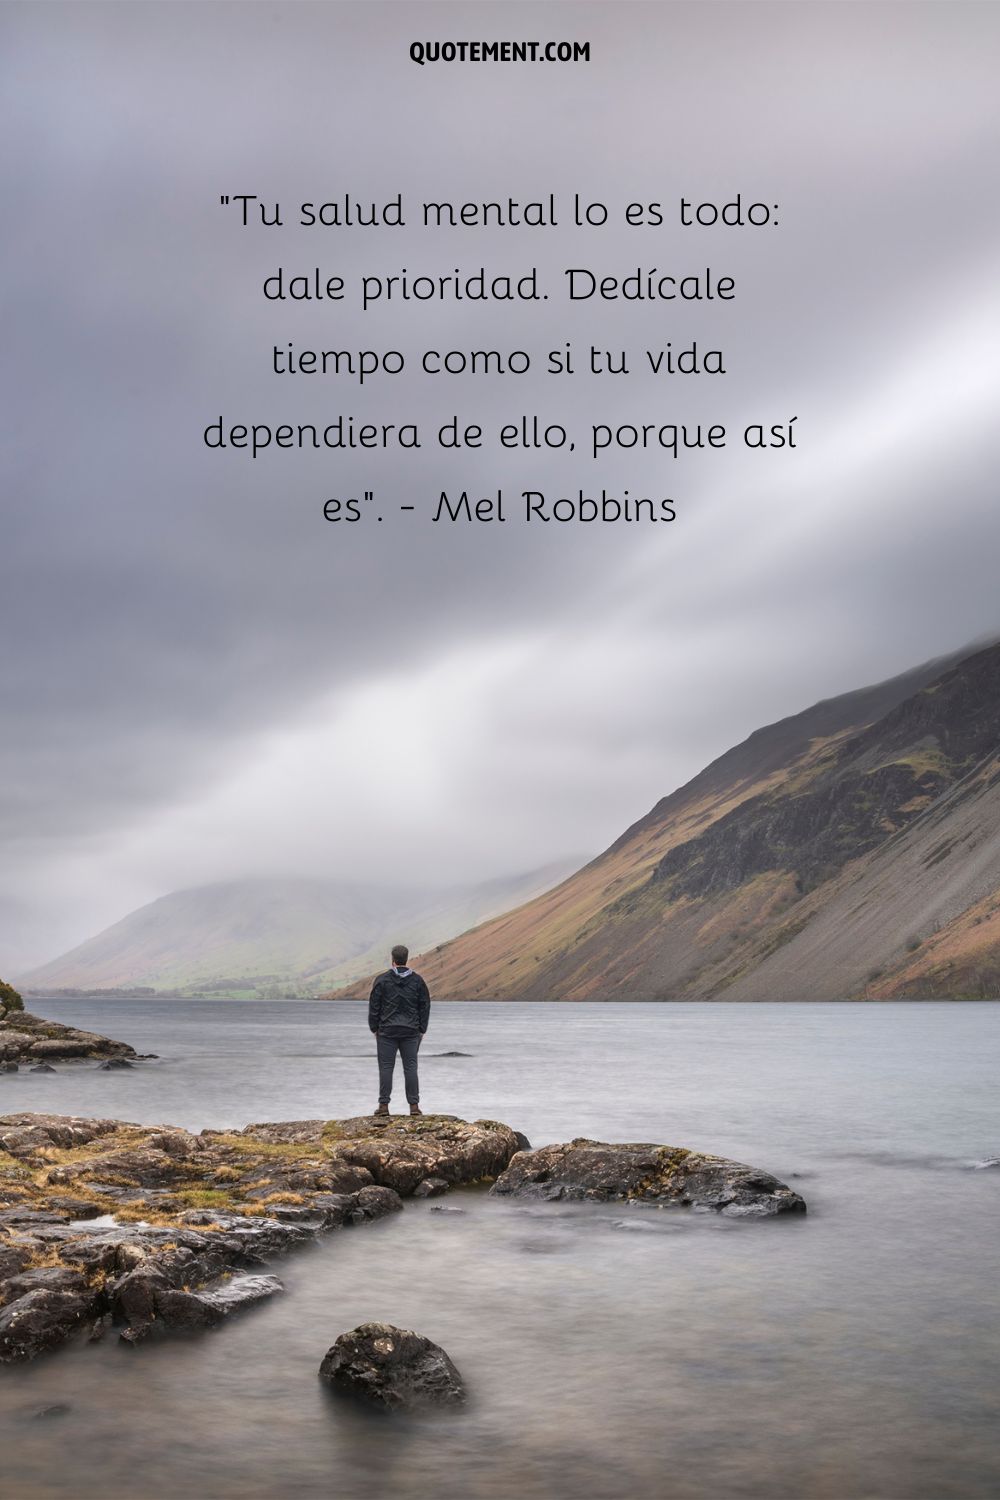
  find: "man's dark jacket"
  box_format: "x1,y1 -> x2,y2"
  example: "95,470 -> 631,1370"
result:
368,968 -> 431,1038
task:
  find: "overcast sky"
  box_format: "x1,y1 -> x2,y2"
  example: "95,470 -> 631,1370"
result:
2,1 -> 999,971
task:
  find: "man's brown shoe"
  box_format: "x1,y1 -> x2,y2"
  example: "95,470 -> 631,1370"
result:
409,1104 -> 423,1117
373,1104 -> 390,1117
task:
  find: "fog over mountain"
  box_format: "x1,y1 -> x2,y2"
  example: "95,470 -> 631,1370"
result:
18,863 -> 577,997
2,3 -> 999,972
366,642 -> 1000,1002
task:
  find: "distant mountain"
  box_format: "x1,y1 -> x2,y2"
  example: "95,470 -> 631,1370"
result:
336,641 -> 1000,1001
17,863 -> 578,998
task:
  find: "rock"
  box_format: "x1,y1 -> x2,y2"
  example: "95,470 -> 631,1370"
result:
348,1185 -> 403,1223
430,1205 -> 465,1214
304,1193 -> 356,1226
29,1041 -> 93,1059
30,1064 -> 58,1074
46,1147 -> 191,1188
0,1125 -> 58,1157
119,1322 -> 153,1346
0,1114 -> 125,1154
194,1273 -> 283,1317
319,1322 -> 466,1408
236,1119 -> 327,1145
491,1139 -> 807,1218
98,1058 -> 133,1071
0,1246 -> 33,1281
0,1009 -> 138,1063
606,1218 -> 661,1233
0,1287 -> 98,1361
0,1033 -> 34,1060
48,1196 -> 105,1218
110,1265 -> 170,1324
1,1062 -> 18,1073
0,1207 -> 68,1227
31,1403 -> 72,1420
87,1312 -> 113,1342
3,1265 -> 89,1301
315,1115 -> 522,1197
145,1130 -> 198,1157
115,1269 -> 283,1337
152,1288 -> 225,1330
412,1177 -> 449,1198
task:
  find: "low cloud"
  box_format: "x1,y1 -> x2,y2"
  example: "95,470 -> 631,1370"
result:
2,2 -> 999,967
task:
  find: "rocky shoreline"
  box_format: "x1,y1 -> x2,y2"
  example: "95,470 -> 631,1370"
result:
0,1008 -> 144,1069
0,1110 -> 805,1363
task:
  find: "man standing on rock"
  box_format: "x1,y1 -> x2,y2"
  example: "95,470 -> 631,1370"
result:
369,944 -> 431,1117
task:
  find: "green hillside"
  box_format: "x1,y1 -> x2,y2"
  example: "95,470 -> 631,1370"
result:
19,864 -> 576,998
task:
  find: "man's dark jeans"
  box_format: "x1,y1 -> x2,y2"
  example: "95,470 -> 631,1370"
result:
376,1031 -> 421,1106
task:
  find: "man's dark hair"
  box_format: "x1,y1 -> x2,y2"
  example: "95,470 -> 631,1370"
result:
391,944 -> 409,966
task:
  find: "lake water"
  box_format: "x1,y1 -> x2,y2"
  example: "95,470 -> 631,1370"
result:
2,999 -> 999,1500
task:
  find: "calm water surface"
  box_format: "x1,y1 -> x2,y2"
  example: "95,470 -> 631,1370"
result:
1,999 -> 998,1500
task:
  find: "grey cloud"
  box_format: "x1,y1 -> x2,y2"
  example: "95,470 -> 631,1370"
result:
2,1 -> 999,964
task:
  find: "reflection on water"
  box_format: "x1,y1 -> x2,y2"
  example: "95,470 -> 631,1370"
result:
2,1000 -> 1000,1499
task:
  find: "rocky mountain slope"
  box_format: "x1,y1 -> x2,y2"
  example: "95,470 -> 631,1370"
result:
17,864 -> 575,999
344,642 -> 1000,1001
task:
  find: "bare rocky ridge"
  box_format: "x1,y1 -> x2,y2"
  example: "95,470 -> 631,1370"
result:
0,1112 -> 806,1361
375,641 -> 1000,1001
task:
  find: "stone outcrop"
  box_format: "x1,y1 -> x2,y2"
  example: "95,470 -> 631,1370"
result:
0,1112 -> 520,1361
492,1139 -> 806,1217
319,1322 -> 466,1408
1,1112 -> 807,1361
0,1010 -> 141,1065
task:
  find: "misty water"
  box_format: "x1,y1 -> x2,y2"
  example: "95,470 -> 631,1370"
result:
2,999 -> 999,1500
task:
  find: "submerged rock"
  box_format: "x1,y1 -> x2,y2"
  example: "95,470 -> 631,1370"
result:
412,1177 -> 449,1198
31,1402 -> 72,1420
319,1321 -> 466,1408
492,1139 -> 806,1218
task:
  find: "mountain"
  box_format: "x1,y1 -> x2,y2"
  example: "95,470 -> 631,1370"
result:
336,641 -> 1000,1001
17,863 -> 578,998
